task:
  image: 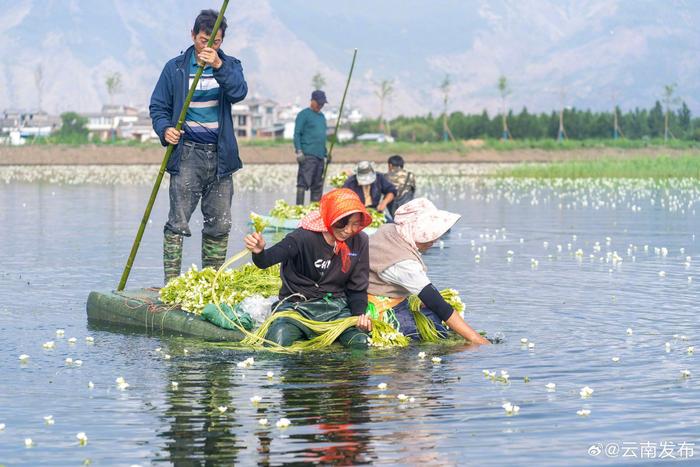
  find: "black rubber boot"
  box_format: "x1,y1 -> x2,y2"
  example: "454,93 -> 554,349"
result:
296,187 -> 306,206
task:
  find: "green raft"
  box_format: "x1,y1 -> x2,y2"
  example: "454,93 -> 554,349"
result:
86,288 -> 245,341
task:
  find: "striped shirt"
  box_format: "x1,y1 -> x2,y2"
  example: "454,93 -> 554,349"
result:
184,52 -> 219,144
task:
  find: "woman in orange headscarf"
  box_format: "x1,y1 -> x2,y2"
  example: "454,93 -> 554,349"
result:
244,189 -> 373,347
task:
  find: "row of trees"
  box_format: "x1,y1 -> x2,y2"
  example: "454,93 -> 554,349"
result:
307,70 -> 698,143
350,101 -> 699,143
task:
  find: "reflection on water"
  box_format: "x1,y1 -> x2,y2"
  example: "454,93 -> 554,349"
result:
0,173 -> 698,465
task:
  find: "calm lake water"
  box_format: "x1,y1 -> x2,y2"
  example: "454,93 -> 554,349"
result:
0,165 -> 698,465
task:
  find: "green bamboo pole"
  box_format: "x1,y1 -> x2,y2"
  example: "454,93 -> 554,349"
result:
321,48 -> 358,185
117,1 -> 230,291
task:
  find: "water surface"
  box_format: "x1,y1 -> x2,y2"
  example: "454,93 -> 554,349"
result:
1,166 -> 698,465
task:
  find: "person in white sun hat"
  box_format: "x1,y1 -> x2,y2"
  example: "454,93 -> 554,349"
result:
365,198 -> 490,344
342,160 -> 397,213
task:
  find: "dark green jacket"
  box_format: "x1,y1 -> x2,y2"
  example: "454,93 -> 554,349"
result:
293,108 -> 327,158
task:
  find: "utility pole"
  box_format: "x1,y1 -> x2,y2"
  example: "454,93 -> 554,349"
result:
375,79 -> 394,135
557,88 -> 567,142
662,83 -> 679,143
498,75 -> 512,141
440,74 -> 455,142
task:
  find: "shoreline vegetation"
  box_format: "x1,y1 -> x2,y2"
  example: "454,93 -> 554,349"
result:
11,137 -> 700,152
494,155 -> 700,179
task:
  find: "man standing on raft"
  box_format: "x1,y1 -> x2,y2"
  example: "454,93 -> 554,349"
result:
150,9 -> 247,284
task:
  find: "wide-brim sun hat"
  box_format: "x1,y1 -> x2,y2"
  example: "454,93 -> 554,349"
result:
393,198 -> 461,246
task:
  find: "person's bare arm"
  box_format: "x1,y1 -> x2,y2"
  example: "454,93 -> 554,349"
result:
445,313 -> 490,345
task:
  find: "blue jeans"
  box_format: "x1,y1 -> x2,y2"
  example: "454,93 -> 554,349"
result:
393,299 -> 448,341
165,143 -> 234,238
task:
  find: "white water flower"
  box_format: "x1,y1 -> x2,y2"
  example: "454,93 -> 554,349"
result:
44,415 -> 54,425
267,371 -> 274,378
500,370 -> 510,380
19,354 -> 29,362
658,271 -> 666,277
612,357 -> 620,362
502,402 -> 520,415
236,361 -> 247,368
626,328 -> 633,335
24,438 -> 33,447
88,381 -> 94,389
68,337 -> 77,344
431,357 -> 442,364
155,347 -> 162,353
528,342 -> 535,349
56,329 -> 65,337
76,432 -> 88,445
171,381 -> 179,390
580,386 -> 594,398
418,351 -> 426,359
665,342 -> 671,352
250,395 -> 262,404
183,348 -> 189,355
116,376 -> 129,390
545,383 -> 556,391
164,354 -> 171,360
42,341 -> 55,349
409,397 -> 416,403
397,394 -> 409,401
681,369 -> 691,378
276,418 -> 291,428
217,406 -> 228,413
258,418 -> 269,426
577,409 -> 591,416
377,382 -> 387,390
85,336 -> 94,343
74,359 -> 83,366
688,346 -> 695,354
0,423 -> 5,430
520,338 -> 528,344
65,357 -> 73,365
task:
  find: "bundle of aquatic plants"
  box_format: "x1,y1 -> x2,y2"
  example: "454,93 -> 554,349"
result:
330,171 -> 349,188
268,200 -> 319,219
237,310 -> 409,351
268,199 -> 386,228
249,212 -> 269,233
160,263 -> 281,315
366,208 -> 386,228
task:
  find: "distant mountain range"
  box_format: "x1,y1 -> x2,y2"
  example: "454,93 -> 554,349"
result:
1,0 -> 698,117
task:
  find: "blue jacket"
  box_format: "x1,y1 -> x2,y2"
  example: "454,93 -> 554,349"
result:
149,45 -> 247,177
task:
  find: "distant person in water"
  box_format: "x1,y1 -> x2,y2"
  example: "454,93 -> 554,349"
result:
149,9 -> 247,284
366,198 -> 490,345
244,189 -> 373,348
294,90 -> 328,205
385,154 -> 416,217
342,161 -> 397,213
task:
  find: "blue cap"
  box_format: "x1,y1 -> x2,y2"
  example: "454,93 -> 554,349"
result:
311,90 -> 327,104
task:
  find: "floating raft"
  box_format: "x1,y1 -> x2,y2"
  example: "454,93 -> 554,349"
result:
86,288 -> 244,341
256,215 -> 378,235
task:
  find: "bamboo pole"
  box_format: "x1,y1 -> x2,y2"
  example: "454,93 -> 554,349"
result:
117,1 -> 230,291
321,48 -> 358,185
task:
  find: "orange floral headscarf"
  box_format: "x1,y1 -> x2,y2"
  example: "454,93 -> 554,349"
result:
300,188 -> 372,272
